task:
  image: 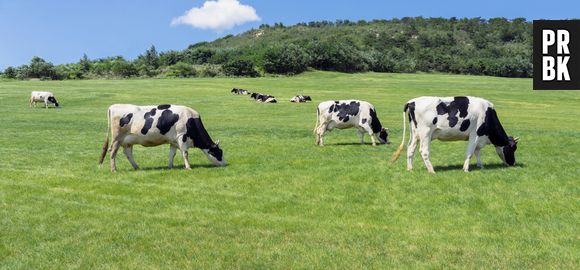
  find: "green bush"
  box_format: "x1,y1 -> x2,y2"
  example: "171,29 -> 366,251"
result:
222,59 -> 259,77
263,44 -> 309,75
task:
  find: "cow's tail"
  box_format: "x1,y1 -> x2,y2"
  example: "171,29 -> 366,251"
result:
99,108 -> 111,165
391,108 -> 408,162
313,107 -> 320,134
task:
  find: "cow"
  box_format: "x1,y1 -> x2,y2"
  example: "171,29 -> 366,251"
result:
391,96 -> 519,173
290,95 -> 312,103
250,92 -> 277,103
314,100 -> 389,146
99,104 -> 226,172
231,88 -> 250,95
30,91 -> 59,108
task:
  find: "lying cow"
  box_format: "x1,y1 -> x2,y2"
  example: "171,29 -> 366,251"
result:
30,91 -> 59,108
391,96 -> 519,173
231,88 -> 250,95
314,100 -> 389,146
250,93 -> 277,103
290,95 -> 312,103
99,104 -> 226,172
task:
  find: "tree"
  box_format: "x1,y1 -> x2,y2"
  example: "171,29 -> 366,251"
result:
263,44 -> 309,75
222,59 -> 259,77
2,66 -> 17,79
79,53 -> 91,72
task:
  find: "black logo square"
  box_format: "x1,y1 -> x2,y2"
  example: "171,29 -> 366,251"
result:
533,20 -> 580,90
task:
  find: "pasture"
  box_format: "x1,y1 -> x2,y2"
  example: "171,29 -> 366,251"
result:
0,71 -> 578,269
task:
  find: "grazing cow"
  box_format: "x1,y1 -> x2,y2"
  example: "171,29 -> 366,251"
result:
30,91 -> 59,108
231,88 -> 250,95
391,96 -> 519,173
99,104 -> 226,172
314,100 -> 389,146
250,93 -> 277,103
290,95 -> 312,103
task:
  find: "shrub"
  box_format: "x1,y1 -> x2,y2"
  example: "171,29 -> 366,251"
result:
263,44 -> 309,75
222,59 -> 259,77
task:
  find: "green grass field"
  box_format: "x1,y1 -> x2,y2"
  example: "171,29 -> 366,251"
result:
1,71 -> 578,269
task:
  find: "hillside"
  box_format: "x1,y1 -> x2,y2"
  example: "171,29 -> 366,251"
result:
1,17 -> 533,80
191,17 -> 532,77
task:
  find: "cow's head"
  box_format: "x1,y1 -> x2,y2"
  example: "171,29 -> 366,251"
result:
378,127 -> 389,144
48,96 -> 59,107
203,140 -> 226,166
495,136 -> 518,166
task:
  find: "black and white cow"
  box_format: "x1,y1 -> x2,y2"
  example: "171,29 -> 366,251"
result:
99,104 -> 226,172
314,100 -> 389,146
250,93 -> 277,103
391,96 -> 519,173
30,91 -> 59,108
231,88 -> 250,95
290,95 -> 312,103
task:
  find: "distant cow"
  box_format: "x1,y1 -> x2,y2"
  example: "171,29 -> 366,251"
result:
250,93 -> 277,103
314,100 -> 389,146
99,104 -> 226,172
30,91 -> 59,108
231,88 -> 250,95
290,95 -> 312,103
391,96 -> 519,173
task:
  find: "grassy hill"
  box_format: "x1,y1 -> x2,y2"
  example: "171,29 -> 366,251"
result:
0,72 -> 577,268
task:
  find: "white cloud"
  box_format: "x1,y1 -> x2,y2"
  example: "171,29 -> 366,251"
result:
171,0 -> 260,31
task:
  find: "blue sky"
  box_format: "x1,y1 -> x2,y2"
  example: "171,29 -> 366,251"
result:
0,0 -> 578,70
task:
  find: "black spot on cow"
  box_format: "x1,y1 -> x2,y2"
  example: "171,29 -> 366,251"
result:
184,117 -> 216,148
436,96 -> 470,128
141,109 -> 157,135
156,110 -> 180,135
157,104 -> 171,110
404,102 -> 417,128
119,113 -> 133,127
503,137 -> 517,166
432,117 -> 438,125
459,119 -> 470,132
477,108 -> 509,145
331,101 -> 360,122
361,118 -> 367,124
47,96 -> 59,107
144,108 -> 157,118
304,96 -> 312,101
369,108 -> 383,134
208,144 -> 224,162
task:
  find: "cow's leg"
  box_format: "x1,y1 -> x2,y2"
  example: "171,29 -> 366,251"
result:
168,145 -> 177,169
475,147 -> 483,169
44,99 -> 49,109
463,136 -> 479,172
359,129 -> 365,144
316,124 -> 327,146
419,132 -> 435,173
177,140 -> 191,170
407,132 -> 419,171
123,145 -> 139,170
109,140 -> 121,172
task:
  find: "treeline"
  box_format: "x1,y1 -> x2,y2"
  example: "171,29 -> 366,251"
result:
0,17 -> 532,80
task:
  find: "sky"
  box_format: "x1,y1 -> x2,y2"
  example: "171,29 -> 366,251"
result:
0,0 -> 578,70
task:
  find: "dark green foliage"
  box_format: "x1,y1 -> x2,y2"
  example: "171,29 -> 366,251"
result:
263,44 -> 309,74
164,62 -> 197,78
222,59 -> 259,77
5,17 -> 533,80
1,66 -> 17,79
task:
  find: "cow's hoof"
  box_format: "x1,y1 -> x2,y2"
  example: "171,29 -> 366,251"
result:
184,167 -> 192,170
